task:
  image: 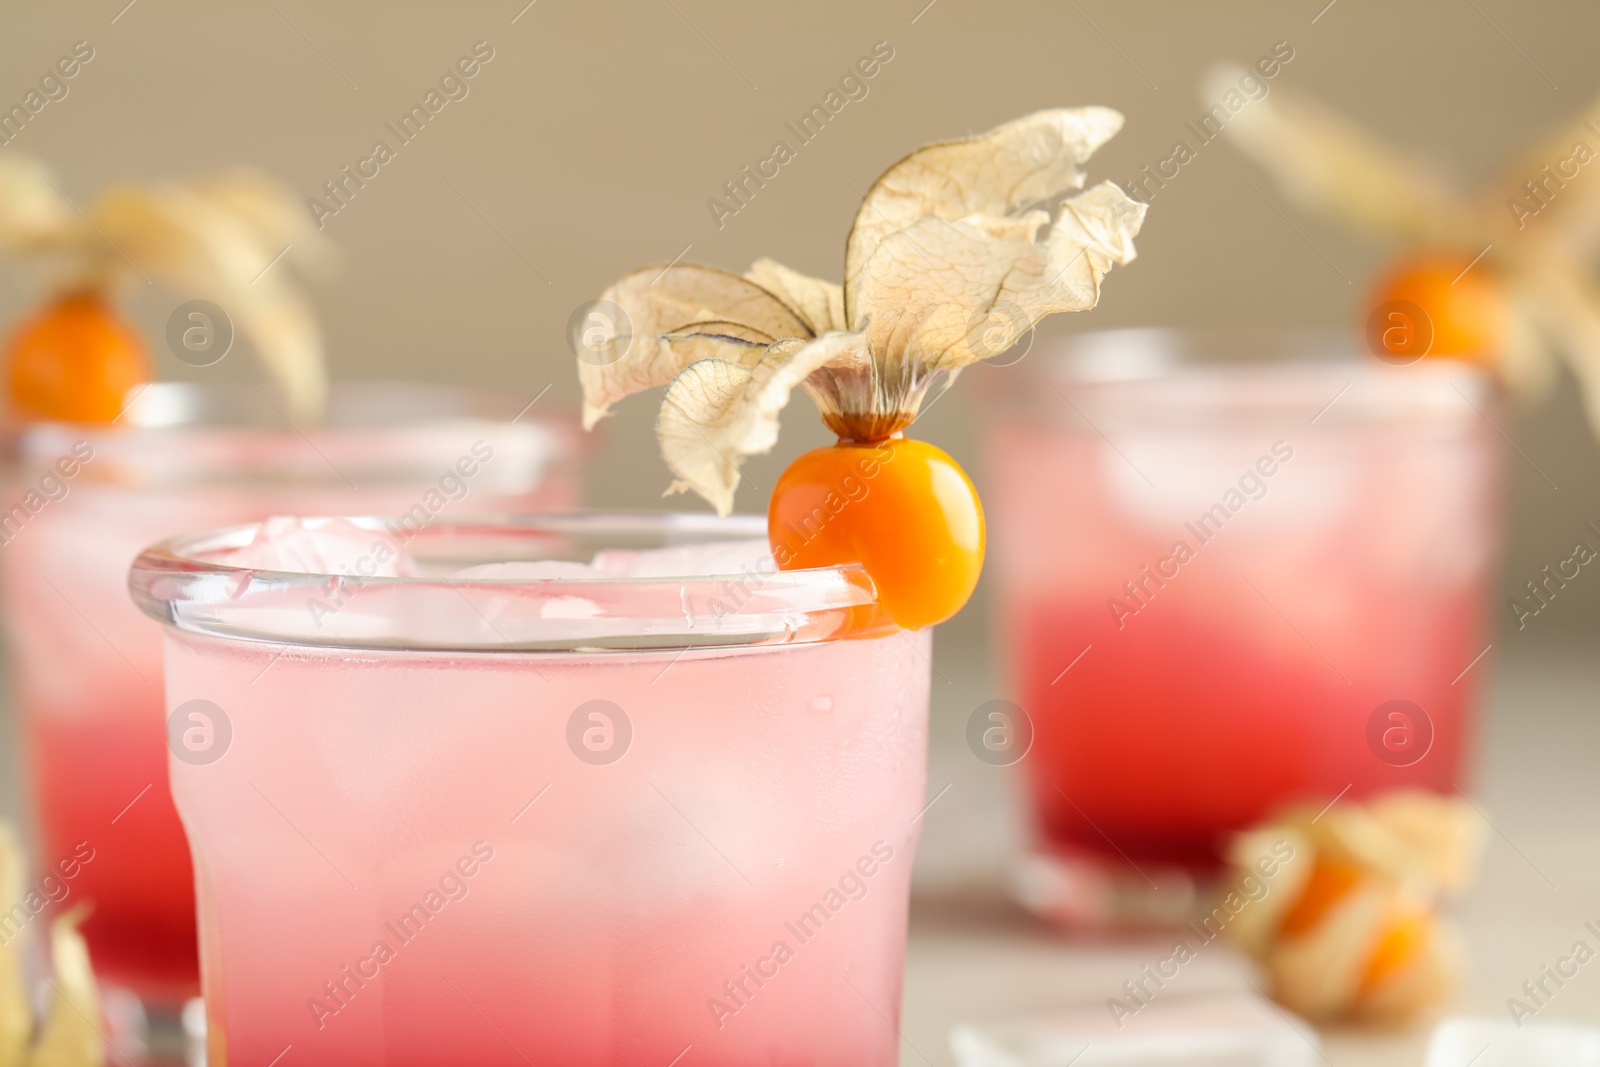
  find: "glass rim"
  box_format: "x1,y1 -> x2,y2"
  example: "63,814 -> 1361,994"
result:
984,326 -> 1495,428
5,380 -> 583,487
129,512 -> 895,654
67,379 -> 573,431
1033,324 -> 1470,370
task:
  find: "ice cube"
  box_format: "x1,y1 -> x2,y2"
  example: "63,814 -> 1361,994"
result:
589,538 -> 773,578
540,595 -> 604,619
217,517 -> 410,577
450,539 -> 772,581
950,992 -> 1320,1066
1425,1017 -> 1600,1067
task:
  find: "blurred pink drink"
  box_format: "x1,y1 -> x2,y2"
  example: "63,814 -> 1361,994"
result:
982,332 -> 1503,923
131,515 -> 931,1066
2,383 -> 577,1003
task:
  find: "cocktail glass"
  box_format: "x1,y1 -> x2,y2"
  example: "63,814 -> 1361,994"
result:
980,330 -> 1503,926
0,382 -> 578,1029
128,513 -> 931,1067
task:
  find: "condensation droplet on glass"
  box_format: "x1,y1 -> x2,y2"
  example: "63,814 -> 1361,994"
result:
810,695 -> 834,712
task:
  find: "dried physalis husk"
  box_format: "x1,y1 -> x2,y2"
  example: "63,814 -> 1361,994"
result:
27,907 -> 101,1067
0,824 -> 28,1067
0,824 -> 104,1067
1205,63 -> 1600,429
1202,65 -> 1473,248
0,156 -> 334,423
1225,790 -> 1483,1025
578,108 -> 1147,514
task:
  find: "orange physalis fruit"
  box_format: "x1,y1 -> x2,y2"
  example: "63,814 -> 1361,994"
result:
576,111 -> 1147,632
1365,252 -> 1506,366
1276,853 -> 1363,938
5,291 -> 149,423
1357,907 -> 1431,994
768,436 -> 983,631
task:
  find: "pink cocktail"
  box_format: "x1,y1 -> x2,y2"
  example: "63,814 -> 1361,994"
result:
1,383 -> 577,1006
981,331 -> 1502,924
129,514 -> 931,1066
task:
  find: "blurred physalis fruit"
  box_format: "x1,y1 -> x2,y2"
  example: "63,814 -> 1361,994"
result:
1364,253 -> 1505,367
1225,791 -> 1483,1025
769,436 -> 984,631
0,822 -> 105,1066
5,291 -> 148,424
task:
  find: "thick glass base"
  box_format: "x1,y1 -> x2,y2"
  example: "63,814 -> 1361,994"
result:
1011,847 -> 1200,930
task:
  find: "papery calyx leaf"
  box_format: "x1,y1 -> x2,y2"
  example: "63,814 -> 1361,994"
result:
577,264 -> 814,429
0,159 -> 76,258
744,259 -> 845,335
658,334 -> 863,515
577,108 -> 1145,512
844,107 -> 1127,323
96,180 -> 332,422
1202,64 -> 1474,246
29,906 -> 103,1067
0,826 -> 29,1067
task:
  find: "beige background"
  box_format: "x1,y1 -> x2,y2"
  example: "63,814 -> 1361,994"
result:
2,2 -> 1599,1063
0,0 -> 1595,642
